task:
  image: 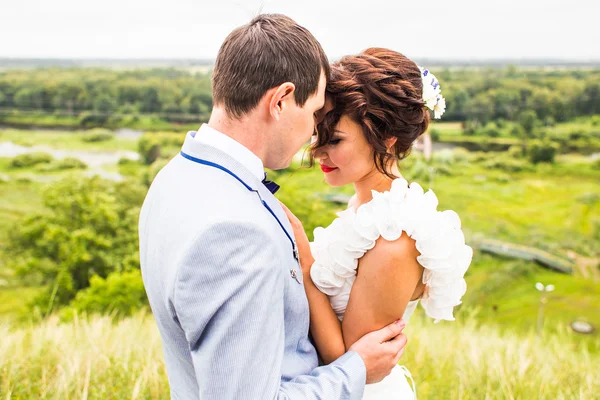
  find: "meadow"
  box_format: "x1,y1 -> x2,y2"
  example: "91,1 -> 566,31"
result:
1,311 -> 597,399
0,64 -> 599,398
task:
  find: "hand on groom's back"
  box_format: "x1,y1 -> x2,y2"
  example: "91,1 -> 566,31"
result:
349,319 -> 407,384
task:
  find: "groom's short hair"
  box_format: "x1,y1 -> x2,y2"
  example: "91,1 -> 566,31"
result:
212,14 -> 329,118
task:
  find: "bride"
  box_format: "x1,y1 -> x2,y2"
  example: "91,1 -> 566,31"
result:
282,48 -> 473,398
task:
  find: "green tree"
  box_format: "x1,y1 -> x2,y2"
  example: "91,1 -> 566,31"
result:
14,87 -> 45,109
528,139 -> 558,164
8,177 -> 145,312
140,86 -> 161,113
579,82 -> 600,115
52,83 -> 83,114
93,94 -> 117,114
482,122 -> 501,138
518,110 -> 539,141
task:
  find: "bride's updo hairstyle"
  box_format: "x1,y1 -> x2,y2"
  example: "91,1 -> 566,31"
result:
313,48 -> 430,179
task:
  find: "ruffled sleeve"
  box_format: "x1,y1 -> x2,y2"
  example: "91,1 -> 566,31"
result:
310,178 -> 472,323
310,210 -> 375,296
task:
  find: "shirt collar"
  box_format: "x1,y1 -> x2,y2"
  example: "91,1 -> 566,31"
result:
194,124 -> 265,181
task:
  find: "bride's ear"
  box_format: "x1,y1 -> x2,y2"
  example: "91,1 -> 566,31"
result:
385,137 -> 397,151
268,82 -> 296,121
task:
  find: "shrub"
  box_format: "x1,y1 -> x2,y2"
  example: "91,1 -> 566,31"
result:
36,157 -> 88,172
433,164 -> 453,176
482,122 -> 501,138
122,114 -> 140,127
56,157 -> 87,170
471,151 -> 493,162
81,128 -> 115,143
568,130 -> 585,140
65,270 -> 147,317
528,140 -> 559,164
138,135 -> 161,164
15,174 -> 34,183
464,120 -> 481,136
11,152 -> 54,168
591,115 -> 600,126
432,149 -> 455,165
118,157 -> 138,166
495,174 -> 510,183
510,125 -> 525,138
143,158 -> 169,186
452,147 -> 472,163
118,103 -> 139,114
508,145 -> 525,159
138,132 -> 184,165
429,128 -> 440,142
78,111 -> 109,128
483,155 -> 533,172
407,159 -> 432,181
544,116 -> 556,127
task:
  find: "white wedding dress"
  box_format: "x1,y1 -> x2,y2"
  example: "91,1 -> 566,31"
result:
310,178 -> 473,399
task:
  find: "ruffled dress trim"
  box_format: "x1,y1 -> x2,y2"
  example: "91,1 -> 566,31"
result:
310,178 -> 472,322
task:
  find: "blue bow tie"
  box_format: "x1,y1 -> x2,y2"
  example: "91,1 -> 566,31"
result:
262,173 -> 280,194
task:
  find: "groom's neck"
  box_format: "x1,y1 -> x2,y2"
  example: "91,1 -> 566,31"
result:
208,107 -> 268,165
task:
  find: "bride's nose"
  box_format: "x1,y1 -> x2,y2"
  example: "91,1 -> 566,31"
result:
311,144 -> 326,160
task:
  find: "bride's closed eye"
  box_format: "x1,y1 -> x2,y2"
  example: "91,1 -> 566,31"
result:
328,138 -> 341,145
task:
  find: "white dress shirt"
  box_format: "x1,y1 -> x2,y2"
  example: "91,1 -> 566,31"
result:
194,123 -> 265,181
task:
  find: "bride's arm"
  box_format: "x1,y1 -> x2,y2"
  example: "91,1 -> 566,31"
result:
299,252 -> 348,364
341,233 -> 424,350
279,203 -> 346,364
280,202 -> 421,363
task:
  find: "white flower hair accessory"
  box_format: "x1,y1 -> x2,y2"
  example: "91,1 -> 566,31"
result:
420,67 -> 446,119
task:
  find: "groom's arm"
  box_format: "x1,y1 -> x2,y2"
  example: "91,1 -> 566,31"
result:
174,219 -> 366,399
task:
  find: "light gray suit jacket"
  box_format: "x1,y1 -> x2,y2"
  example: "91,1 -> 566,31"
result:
139,131 -> 366,399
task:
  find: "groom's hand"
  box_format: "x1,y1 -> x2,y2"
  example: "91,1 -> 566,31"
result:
349,319 -> 407,384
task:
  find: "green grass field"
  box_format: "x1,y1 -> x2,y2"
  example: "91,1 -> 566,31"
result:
432,117 -> 600,139
0,128 -> 139,152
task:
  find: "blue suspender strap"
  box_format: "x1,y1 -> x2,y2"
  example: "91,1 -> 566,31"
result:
180,151 -> 298,260
180,151 -> 253,191
260,200 -> 296,254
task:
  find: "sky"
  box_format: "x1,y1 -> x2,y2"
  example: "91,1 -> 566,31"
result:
1,0 -> 599,61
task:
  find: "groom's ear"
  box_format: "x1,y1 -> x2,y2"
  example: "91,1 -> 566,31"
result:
268,82 -> 296,121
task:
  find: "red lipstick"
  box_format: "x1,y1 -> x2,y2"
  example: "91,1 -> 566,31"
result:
320,164 -> 338,173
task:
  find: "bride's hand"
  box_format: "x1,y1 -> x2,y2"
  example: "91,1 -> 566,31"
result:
279,201 -> 314,275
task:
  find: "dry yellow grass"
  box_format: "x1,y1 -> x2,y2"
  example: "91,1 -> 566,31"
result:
1,311 -> 598,399
1,311 -> 168,399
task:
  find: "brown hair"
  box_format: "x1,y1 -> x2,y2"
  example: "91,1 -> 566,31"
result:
313,48 -> 430,178
211,14 -> 330,118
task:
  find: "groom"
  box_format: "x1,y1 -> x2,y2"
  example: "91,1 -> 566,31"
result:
139,14 -> 407,399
